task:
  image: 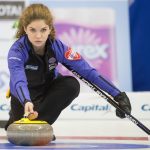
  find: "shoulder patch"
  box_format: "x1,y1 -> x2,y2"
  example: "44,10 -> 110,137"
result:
65,48 -> 81,60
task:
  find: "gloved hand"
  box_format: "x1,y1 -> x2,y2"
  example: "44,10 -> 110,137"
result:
114,92 -> 132,118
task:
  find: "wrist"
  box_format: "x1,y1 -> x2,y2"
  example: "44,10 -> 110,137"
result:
114,92 -> 126,102
24,99 -> 32,105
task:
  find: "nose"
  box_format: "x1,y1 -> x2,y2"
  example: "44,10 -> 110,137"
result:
35,32 -> 42,38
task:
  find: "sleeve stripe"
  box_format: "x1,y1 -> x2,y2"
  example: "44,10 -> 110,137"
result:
8,57 -> 22,61
99,75 -> 121,93
16,90 -> 23,105
16,86 -> 26,105
19,86 -> 26,100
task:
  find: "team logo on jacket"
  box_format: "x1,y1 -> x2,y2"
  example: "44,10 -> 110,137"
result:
48,57 -> 57,71
65,48 -> 81,60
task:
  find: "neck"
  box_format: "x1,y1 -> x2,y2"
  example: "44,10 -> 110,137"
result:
33,46 -> 45,56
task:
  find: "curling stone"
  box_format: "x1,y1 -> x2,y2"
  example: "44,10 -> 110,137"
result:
7,118 -> 53,146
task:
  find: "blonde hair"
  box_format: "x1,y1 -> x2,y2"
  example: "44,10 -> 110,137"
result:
16,3 -> 55,40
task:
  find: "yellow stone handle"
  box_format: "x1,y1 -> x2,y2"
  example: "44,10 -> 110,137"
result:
14,118 -> 48,124
6,88 -> 11,99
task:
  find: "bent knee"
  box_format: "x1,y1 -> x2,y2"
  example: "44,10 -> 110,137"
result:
64,76 -> 80,97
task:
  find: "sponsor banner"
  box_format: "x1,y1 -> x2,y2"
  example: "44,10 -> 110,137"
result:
0,40 -> 15,58
128,92 -> 150,120
59,92 -> 150,120
59,93 -> 116,120
55,8 -> 117,85
0,1 -> 25,20
0,59 -> 9,92
0,1 -> 25,94
0,92 -> 150,121
0,92 -> 10,120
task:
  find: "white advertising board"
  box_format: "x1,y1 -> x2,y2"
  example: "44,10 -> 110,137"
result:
0,92 -> 149,121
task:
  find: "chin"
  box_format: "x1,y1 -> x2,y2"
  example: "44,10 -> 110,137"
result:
34,43 -> 44,47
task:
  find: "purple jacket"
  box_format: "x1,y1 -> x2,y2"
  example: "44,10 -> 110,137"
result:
8,35 -> 120,104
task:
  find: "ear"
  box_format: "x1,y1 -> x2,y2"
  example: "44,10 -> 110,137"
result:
24,26 -> 27,33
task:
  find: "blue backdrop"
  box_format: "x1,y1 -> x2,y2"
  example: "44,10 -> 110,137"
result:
130,0 -> 150,91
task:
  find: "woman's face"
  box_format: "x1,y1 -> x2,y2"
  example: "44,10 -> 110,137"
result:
24,19 -> 50,50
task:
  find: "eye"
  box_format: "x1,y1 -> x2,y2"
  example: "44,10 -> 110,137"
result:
30,28 -> 36,33
41,28 -> 47,32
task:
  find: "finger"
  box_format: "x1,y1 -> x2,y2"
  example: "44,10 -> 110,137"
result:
28,105 -> 34,113
24,103 -> 33,117
24,112 -> 30,118
28,111 -> 38,120
116,109 -> 125,118
24,105 -> 30,117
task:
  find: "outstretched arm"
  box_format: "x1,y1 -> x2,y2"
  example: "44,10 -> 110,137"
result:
52,39 -> 131,118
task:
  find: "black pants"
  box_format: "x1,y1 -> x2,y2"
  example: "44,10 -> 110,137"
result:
5,76 -> 80,130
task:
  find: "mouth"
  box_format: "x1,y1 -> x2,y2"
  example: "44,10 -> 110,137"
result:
35,41 -> 42,43
34,41 -> 43,45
